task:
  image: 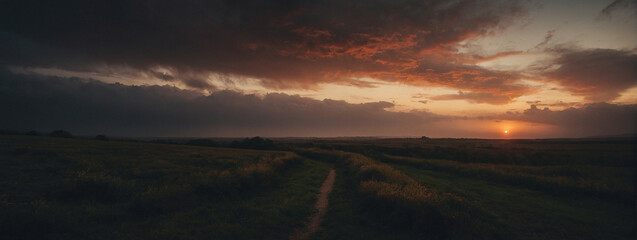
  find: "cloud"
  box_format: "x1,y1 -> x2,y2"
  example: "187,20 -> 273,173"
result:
2,69 -> 633,138
150,71 -> 175,82
429,90 -> 511,105
0,69 -> 447,137
182,78 -> 215,90
411,93 -> 428,99
532,29 -> 556,50
524,101 -> 582,108
504,103 -> 637,137
597,0 -> 637,20
0,0 -> 528,94
403,57 -> 530,102
541,48 -> 637,102
467,51 -> 525,64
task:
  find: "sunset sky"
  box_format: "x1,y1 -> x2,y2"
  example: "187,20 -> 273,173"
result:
1,0 -> 636,138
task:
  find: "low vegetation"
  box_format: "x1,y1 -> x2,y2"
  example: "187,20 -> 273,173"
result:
0,134 -> 327,239
297,149 -> 507,239
312,138 -> 635,166
381,155 -> 634,204
1,134 -> 634,239
293,138 -> 634,239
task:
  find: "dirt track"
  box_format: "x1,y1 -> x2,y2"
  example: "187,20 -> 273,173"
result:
289,169 -> 336,240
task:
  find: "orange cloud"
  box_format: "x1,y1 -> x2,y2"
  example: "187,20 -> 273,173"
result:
1,0 -> 530,104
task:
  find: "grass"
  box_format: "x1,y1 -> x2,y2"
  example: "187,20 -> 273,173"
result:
0,134 -> 330,239
295,139 -> 634,239
391,163 -> 635,239
1,135 -> 634,239
381,154 -> 634,203
312,138 -> 635,166
312,167 -> 417,240
298,148 -> 507,239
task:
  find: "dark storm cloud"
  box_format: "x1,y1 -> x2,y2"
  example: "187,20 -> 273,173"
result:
505,103 -> 637,137
0,31 -> 91,70
0,0 -> 527,93
542,48 -> 637,101
0,69 -> 445,137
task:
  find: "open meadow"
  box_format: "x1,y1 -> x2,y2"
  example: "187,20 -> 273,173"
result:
3,1 -> 637,239
1,134 -> 635,239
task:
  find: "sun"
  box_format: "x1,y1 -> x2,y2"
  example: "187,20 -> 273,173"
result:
504,130 -> 509,134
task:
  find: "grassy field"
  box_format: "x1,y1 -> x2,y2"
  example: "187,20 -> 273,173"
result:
0,135 -> 329,239
292,138 -> 635,239
1,134 -> 635,239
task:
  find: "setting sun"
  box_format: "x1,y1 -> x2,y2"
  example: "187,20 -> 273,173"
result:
504,130 -> 509,134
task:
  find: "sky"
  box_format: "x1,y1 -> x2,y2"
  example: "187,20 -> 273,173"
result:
1,0 -> 636,138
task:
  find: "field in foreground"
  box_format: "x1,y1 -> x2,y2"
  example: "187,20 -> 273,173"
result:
1,134 -> 635,239
0,135 -> 328,239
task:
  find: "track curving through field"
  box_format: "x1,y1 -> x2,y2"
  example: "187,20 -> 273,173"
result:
289,168 -> 336,240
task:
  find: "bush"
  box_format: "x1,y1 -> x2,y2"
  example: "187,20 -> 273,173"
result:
25,130 -> 41,136
186,138 -> 217,147
49,130 -> 73,138
94,134 -> 108,141
231,136 -> 276,150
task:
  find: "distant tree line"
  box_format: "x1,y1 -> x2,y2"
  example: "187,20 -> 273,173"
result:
186,136 -> 278,150
0,129 -> 109,141
230,136 -> 276,150
1,129 -> 281,151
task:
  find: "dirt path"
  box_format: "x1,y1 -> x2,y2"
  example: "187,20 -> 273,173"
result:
289,169 -> 336,240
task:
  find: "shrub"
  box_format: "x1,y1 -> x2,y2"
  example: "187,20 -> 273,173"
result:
186,138 -> 218,147
94,134 -> 108,141
25,130 -> 41,136
49,130 -> 73,138
231,136 -> 276,150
